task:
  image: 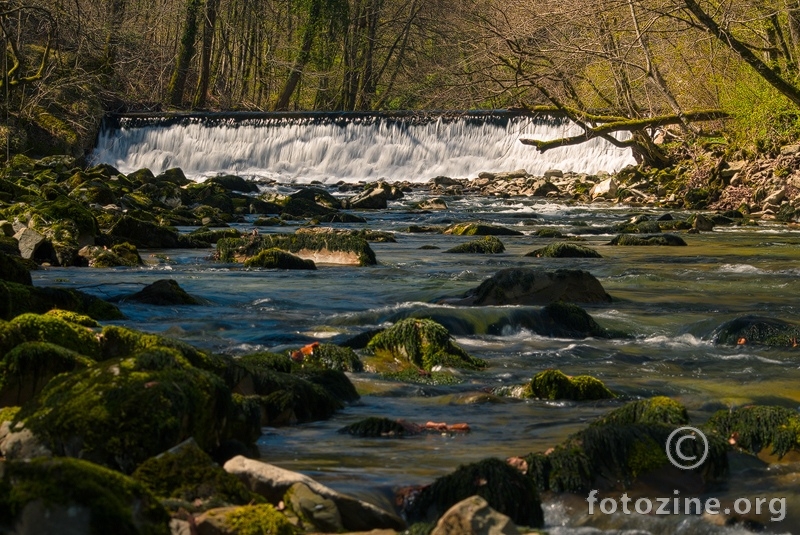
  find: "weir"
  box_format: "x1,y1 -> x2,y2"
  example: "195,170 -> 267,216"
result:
91,110 -> 636,183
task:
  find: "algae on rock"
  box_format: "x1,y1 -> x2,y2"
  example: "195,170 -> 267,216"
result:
365,318 -> 487,373
525,369 -> 615,401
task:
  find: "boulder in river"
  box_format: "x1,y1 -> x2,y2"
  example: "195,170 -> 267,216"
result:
216,232 -> 377,266
524,369 -> 615,401
223,455 -> 406,532
608,233 -> 687,246
444,222 -> 523,236
119,279 -> 202,306
442,268 -> 612,306
714,315 -> 800,347
525,242 -> 602,258
705,405 -> 800,462
445,235 -> 505,254
404,457 -> 544,528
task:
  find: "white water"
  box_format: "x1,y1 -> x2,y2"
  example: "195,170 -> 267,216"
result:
91,115 -> 636,183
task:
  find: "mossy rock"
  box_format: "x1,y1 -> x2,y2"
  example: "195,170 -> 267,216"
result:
338,417 -> 413,438
406,458 -> 543,528
107,215 -> 183,249
10,312 -> 101,359
535,228 -> 563,238
100,325 -> 219,372
0,251 -> 32,285
608,234 -> 687,246
705,405 -> 800,459
187,228 -> 242,246
713,315 -> 800,347
0,282 -> 124,321
524,423 -> 728,493
20,358 -> 232,473
298,343 -> 363,372
0,341 -> 94,407
526,242 -> 602,258
592,397 -> 689,427
132,439 -> 259,512
33,195 -> 99,238
197,504 -> 296,535
445,236 -> 505,254
366,318 -> 486,372
658,219 -> 692,231
43,309 -> 100,328
0,457 -> 170,535
613,220 -> 661,234
443,223 -> 523,236
79,243 -> 143,268
525,369 -> 615,401
0,405 -> 20,424
244,248 -> 316,270
299,369 -> 360,403
236,352 -> 293,374
217,232 -> 376,266
207,175 -> 259,193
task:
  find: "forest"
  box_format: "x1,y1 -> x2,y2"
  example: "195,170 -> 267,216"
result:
5,0 -> 800,160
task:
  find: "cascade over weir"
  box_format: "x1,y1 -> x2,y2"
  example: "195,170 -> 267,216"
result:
92,110 -> 636,183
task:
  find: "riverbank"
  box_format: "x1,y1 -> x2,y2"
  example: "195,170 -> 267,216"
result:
3,153 -> 800,534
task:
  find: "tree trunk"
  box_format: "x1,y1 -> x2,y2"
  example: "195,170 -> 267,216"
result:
193,0 -> 218,108
274,0 -> 322,111
167,0 -> 201,107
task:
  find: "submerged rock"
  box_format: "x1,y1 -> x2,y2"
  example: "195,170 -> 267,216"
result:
338,417 -> 415,438
608,233 -> 687,246
714,315 -> 800,347
431,495 -> 518,535
78,242 -> 143,267
525,242 -> 602,258
525,369 -> 615,401
445,236 -> 505,254
119,279 -> 202,306
365,318 -> 487,372
405,458 -> 544,528
592,396 -> 689,427
443,268 -> 612,306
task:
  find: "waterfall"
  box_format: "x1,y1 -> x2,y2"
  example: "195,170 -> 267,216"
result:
91,112 -> 636,183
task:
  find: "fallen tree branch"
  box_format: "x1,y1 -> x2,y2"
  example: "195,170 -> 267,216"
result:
519,109 -> 729,152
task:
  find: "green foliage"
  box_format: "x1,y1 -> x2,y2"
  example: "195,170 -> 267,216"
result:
526,242 -> 602,258
705,405 -> 800,458
366,318 -> 486,372
0,457 -> 170,535
718,63 -> 800,156
445,236 -> 505,254
407,458 -> 544,528
224,504 -> 297,535
132,440 -> 258,511
526,369 -> 614,401
593,397 -> 689,427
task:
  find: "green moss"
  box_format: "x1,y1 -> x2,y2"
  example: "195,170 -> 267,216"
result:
535,228 -> 563,238
217,232 -> 377,266
713,316 -> 800,347
34,195 -> 98,237
11,312 -> 101,359
0,457 -> 169,535
705,405 -> 800,458
658,220 -> 692,231
132,440 -> 258,512
0,341 -> 94,406
224,504 -> 296,535
0,280 -> 123,321
407,458 -> 543,528
128,347 -> 192,371
237,352 -> 292,374
44,309 -> 100,327
445,236 -> 505,254
444,223 -> 522,236
20,360 -> 232,473
226,394 -> 263,445
608,234 -> 687,246
299,369 -> 360,403
526,242 -> 602,258
525,424 -> 728,492
526,369 -> 615,401
540,302 -> 610,338
366,318 -> 486,372
339,417 -> 411,437
0,405 -> 20,423
100,325 -> 218,372
0,251 -> 32,285
593,397 -> 689,427
298,343 -> 363,372
244,248 -> 316,270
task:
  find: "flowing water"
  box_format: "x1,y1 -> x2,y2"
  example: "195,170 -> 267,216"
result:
75,115 -> 800,533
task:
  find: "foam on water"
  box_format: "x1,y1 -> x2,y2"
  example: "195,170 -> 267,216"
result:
91,113 -> 636,182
